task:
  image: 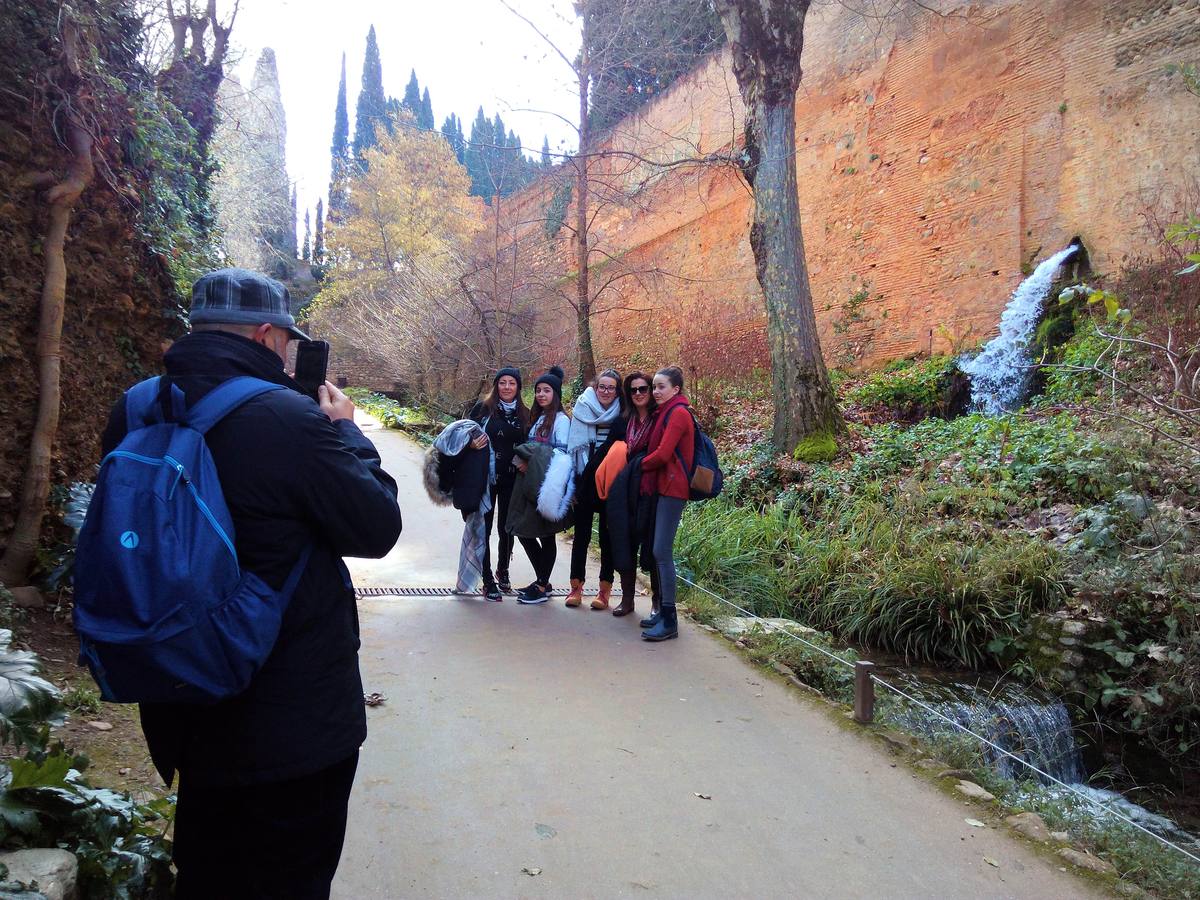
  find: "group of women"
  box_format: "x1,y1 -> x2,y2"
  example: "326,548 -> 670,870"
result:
463,363 -> 696,642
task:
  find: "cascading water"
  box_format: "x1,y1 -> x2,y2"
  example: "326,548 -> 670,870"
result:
887,676 -> 1200,847
961,244 -> 1080,414
887,679 -> 1084,784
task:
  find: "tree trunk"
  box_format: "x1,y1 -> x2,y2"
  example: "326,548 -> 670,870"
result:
716,0 -> 843,453
745,98 -> 843,450
574,19 -> 597,385
0,118 -> 94,586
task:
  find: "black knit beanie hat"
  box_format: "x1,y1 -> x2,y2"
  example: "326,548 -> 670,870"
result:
494,366 -> 522,391
534,365 -> 565,402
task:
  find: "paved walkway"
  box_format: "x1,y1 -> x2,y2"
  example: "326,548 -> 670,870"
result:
335,416 -> 1103,899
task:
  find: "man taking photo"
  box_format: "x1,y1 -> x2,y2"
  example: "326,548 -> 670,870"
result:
95,267 -> 403,899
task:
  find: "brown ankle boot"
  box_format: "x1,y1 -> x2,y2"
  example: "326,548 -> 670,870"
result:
612,573 -> 636,617
565,578 -> 584,607
591,580 -> 613,610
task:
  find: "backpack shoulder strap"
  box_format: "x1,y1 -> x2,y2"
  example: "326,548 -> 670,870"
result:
184,377 -> 287,435
125,377 -> 188,433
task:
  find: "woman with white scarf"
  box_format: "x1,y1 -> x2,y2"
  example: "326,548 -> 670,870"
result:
563,368 -> 623,609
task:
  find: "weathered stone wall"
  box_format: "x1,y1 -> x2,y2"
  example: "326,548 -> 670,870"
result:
500,0 -> 1200,377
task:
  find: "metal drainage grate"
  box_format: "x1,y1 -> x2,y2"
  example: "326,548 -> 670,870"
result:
356,586 -> 569,598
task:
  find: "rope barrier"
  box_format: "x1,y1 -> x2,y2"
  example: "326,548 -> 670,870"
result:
676,573 -> 1200,867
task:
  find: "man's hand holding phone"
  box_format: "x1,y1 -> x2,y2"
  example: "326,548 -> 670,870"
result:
318,381 -> 355,422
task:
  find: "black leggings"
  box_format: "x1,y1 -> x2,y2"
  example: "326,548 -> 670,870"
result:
518,535 -> 557,585
482,481 -> 515,585
570,496 -> 613,583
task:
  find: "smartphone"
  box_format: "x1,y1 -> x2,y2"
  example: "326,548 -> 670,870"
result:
293,340 -> 330,399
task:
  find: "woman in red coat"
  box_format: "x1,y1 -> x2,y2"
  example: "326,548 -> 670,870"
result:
638,366 -> 694,641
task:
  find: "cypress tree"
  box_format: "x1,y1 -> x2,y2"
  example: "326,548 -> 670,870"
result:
289,185 -> 299,259
419,87 -> 435,131
541,135 -> 552,169
329,53 -> 350,217
455,117 -> 466,164
442,113 -> 465,161
353,25 -> 389,160
302,208 -> 311,262
464,106 -> 495,200
402,69 -> 421,115
313,198 -> 326,266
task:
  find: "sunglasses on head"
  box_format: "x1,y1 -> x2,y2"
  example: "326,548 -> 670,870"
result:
630,385 -> 650,394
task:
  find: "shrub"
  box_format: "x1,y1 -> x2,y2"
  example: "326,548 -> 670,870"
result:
678,490 -> 1066,666
844,356 -> 967,421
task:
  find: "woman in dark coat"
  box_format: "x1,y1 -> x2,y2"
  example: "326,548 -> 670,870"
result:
468,367 -> 529,600
604,371 -> 659,618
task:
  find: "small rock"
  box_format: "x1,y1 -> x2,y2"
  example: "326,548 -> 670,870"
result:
118,767 -> 131,776
915,758 -> 945,771
521,867 -> 542,877
771,662 -> 797,679
936,768 -> 971,780
955,780 -> 996,802
1050,831 -> 1070,842
1006,812 -> 1051,842
1060,620 -> 1087,636
87,720 -> 113,731
0,848 -> 78,900
1057,848 -> 1116,875
9,586 -> 45,609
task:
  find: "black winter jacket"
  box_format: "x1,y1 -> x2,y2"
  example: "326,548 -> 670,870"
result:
576,416 -> 626,508
436,444 -> 490,514
607,450 -> 656,576
467,401 -> 526,489
98,331 -> 402,787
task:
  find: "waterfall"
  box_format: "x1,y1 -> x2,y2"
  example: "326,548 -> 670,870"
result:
887,679 -> 1084,784
961,244 -> 1080,414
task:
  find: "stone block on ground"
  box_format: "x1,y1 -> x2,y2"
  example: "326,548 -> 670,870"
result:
1057,848 -> 1116,875
713,616 -> 817,639
0,848 -> 78,900
1006,811 -> 1051,842
9,587 -> 45,609
955,780 -> 996,802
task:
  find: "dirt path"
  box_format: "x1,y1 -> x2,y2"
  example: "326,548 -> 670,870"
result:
335,417 -> 1104,899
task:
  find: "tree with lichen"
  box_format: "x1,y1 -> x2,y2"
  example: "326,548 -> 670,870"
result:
713,0 -> 843,451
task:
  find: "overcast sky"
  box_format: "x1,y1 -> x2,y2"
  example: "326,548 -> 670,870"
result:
226,0 -> 582,226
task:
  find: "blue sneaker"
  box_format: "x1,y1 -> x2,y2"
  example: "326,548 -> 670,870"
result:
517,583 -> 552,604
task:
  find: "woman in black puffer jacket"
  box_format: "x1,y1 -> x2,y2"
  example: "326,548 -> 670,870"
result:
468,367 -> 529,600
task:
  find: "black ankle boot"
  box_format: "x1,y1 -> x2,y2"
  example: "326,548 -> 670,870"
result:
639,596 -> 662,628
642,605 -> 678,641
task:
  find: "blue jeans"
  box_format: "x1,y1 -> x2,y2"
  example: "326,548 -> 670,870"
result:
652,496 -> 686,608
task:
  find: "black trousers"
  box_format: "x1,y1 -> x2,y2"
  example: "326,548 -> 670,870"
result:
570,495 -> 613,583
174,752 -> 359,900
518,535 -> 557,584
482,481 -> 515,585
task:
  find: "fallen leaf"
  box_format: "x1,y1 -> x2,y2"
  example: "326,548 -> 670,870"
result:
535,823 -> 557,839
364,692 -> 387,707
983,857 -> 1000,868
965,819 -> 986,828
694,792 -> 712,800
521,867 -> 542,877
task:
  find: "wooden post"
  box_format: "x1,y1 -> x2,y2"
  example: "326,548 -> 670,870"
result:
853,660 -> 875,724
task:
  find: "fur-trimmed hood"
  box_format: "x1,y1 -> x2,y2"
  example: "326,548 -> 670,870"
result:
537,447 -> 575,522
423,446 -> 453,507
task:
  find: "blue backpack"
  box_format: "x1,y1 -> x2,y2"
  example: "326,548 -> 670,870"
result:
74,376 -> 312,704
663,406 -> 724,501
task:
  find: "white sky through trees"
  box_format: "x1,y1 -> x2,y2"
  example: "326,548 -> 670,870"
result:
228,0 -> 582,233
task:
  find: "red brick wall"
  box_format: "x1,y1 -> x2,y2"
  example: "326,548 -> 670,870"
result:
494,0 -> 1200,377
